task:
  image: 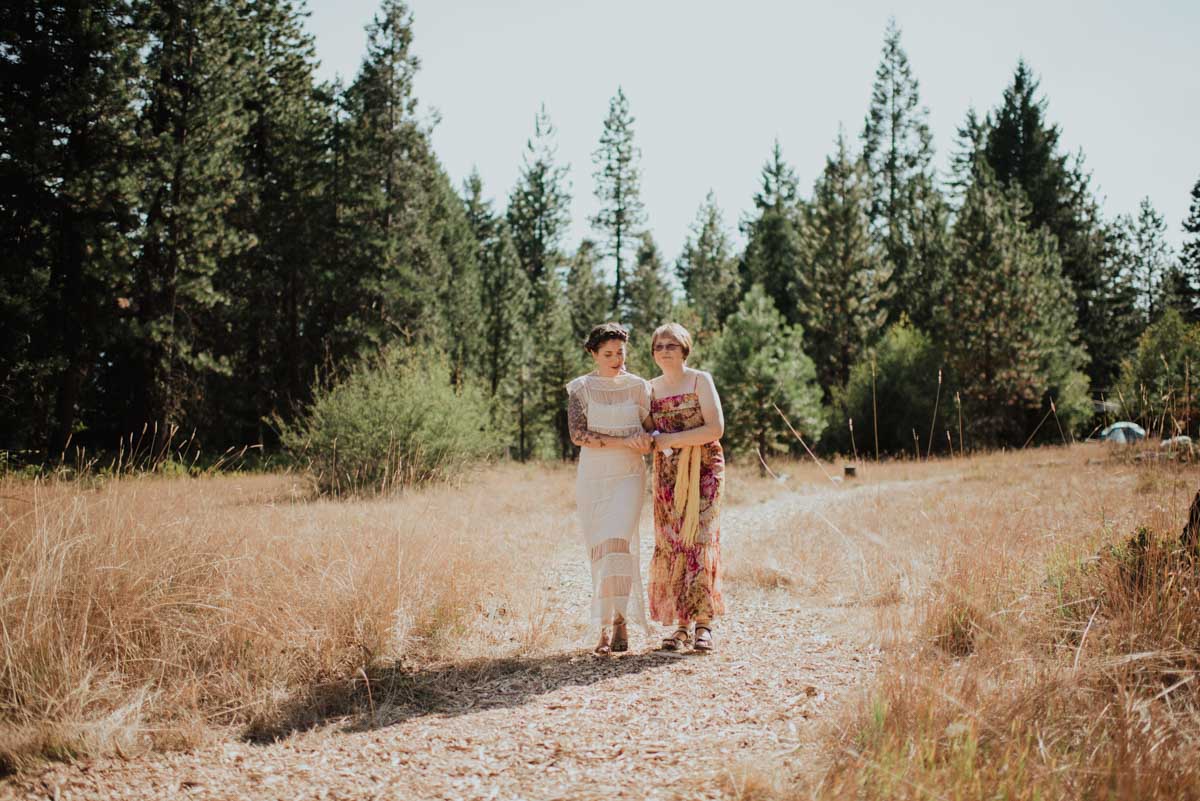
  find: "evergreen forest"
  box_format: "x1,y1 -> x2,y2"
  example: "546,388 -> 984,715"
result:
4,0 -> 1200,469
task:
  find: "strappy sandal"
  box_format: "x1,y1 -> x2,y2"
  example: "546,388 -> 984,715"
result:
611,619 -> 629,653
593,627 -> 612,656
693,625 -> 714,653
660,626 -> 691,652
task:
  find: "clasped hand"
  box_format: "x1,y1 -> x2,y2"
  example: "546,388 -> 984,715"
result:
625,431 -> 653,453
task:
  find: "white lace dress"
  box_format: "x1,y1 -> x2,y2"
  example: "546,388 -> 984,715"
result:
566,373 -> 651,631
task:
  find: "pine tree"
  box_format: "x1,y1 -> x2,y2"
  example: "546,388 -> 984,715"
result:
332,0 -> 483,382
1087,219 -> 1143,392
430,164 -> 483,387
127,0 -> 255,436
0,0 -> 144,453
565,240 -> 610,346
982,60 -> 1109,385
1127,197 -> 1172,324
741,140 -> 804,325
1170,176 -> 1200,323
508,104 -> 571,316
537,271 -> 588,460
1183,176 -> 1200,277
212,0 -> 332,445
335,0 -> 428,349
677,191 -> 740,334
709,285 -> 824,471
794,132 -> 892,393
464,170 -> 528,397
941,161 -> 1086,446
591,87 -> 645,317
860,19 -> 944,327
948,107 -> 991,208
625,233 -> 673,334
624,232 -> 674,376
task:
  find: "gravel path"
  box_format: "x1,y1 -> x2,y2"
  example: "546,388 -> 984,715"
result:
4,484 -> 889,801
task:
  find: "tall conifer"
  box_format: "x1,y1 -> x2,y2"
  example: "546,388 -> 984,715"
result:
591,87 -> 645,317
128,0 -> 254,434
741,140 -> 804,325
624,233 -> 674,375
983,60 -> 1108,384
464,171 -> 528,397
508,105 -> 571,315
216,0 -> 331,444
677,192 -> 740,334
941,161 -> 1085,445
860,19 -> 945,327
1171,176 -> 1200,322
1127,198 -> 1172,324
565,240 -> 610,346
795,133 -> 892,393
0,0 -> 144,452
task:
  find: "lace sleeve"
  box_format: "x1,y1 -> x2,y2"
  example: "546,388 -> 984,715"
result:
568,390 -> 608,448
638,379 -> 652,417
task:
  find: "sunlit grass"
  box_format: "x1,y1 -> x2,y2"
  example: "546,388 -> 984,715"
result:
729,444 -> 1200,800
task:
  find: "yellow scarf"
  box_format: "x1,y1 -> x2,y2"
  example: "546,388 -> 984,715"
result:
672,445 -> 702,546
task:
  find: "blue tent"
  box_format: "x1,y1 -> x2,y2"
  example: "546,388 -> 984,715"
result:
1099,421 -> 1146,443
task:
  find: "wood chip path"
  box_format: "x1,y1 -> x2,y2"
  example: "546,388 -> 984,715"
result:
4,484 -> 890,801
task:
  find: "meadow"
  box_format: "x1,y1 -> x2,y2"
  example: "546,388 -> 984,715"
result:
2,445 -> 1199,800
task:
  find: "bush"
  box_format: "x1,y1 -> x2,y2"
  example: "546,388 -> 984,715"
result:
278,349 -> 503,495
823,321 -> 948,457
1114,308 -> 1200,437
709,285 -> 824,462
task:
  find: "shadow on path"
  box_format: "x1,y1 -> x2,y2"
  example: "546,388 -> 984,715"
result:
244,648 -> 685,744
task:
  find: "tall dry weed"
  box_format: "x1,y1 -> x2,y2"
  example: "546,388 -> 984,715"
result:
809,448 -> 1200,800
0,463 -> 575,772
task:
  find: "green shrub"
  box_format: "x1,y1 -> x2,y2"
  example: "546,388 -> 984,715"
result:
278,349 -> 503,495
708,284 -> 824,461
823,321 -> 948,457
1113,308 -> 1200,436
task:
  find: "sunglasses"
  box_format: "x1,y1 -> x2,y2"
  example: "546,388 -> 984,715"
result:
652,343 -> 682,353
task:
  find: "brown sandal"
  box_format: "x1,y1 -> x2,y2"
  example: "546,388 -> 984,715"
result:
660,626 -> 691,652
611,619 -> 628,653
693,625 -> 713,653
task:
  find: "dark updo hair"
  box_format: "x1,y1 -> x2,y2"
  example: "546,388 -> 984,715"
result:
584,322 -> 629,353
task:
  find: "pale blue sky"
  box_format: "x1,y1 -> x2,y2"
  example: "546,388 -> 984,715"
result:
305,0 -> 1199,269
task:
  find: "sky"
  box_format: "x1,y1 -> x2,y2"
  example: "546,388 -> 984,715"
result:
304,0 -> 1200,269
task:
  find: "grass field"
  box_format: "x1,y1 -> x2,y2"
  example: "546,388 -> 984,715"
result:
3,445 -> 1199,799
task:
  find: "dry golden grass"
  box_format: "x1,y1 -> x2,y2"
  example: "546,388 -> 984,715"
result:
728,444 -> 1200,800
0,461 -> 580,773
7,444 -> 1200,799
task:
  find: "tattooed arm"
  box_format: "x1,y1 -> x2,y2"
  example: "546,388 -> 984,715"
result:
568,391 -> 638,449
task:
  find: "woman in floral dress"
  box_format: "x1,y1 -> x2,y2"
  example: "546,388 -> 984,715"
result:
645,323 -> 726,653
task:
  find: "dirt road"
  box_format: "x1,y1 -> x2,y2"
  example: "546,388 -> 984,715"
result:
4,483 -> 890,801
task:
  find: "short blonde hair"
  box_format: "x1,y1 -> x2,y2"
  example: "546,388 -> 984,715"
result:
651,323 -> 693,359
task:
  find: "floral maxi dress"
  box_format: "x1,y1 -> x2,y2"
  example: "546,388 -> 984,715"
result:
647,389 -> 725,624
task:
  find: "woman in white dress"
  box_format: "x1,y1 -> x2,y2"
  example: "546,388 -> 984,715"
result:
567,323 -> 653,654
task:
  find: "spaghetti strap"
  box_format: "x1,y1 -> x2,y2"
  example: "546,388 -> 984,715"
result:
691,372 -> 699,393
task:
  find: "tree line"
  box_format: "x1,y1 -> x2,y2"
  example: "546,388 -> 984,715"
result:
3,2 -> 1199,465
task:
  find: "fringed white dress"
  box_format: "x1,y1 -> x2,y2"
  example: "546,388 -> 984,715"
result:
566,373 -> 651,631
